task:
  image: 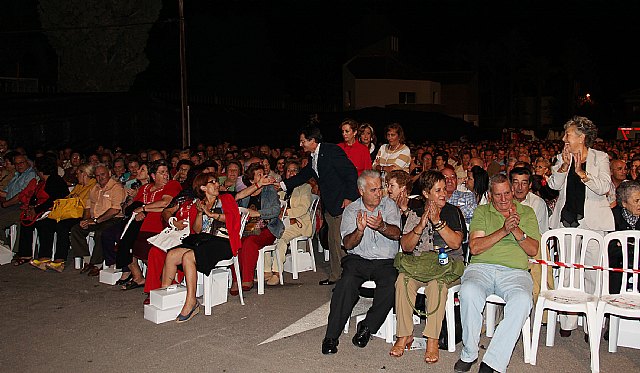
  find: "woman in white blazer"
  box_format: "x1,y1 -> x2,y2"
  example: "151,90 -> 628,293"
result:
548,116 -> 614,337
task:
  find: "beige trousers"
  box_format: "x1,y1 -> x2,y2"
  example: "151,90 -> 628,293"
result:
264,223 -> 308,273
395,272 -> 450,339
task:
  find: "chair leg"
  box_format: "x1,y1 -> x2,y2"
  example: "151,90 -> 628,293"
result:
308,238 -> 317,272
546,310 -> 557,347
530,299 -> 546,366
586,303 -> 599,373
274,249 -> 284,285
233,257 -> 245,305
257,248 -> 265,295
343,316 -> 350,334
486,303 -> 497,337
204,271 -> 213,316
446,290 -> 457,352
324,248 -> 329,262
291,239 -> 299,280
609,315 -> 620,353
522,317 -> 531,364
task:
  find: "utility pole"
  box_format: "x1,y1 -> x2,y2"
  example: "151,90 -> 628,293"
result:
178,0 -> 189,148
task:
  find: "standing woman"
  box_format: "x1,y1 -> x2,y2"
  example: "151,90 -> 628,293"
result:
337,119 -> 372,176
548,116 -> 614,337
373,122 -> 411,175
358,122 -> 379,163
161,173 -> 242,322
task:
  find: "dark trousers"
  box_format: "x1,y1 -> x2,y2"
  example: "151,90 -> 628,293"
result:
28,218 -> 81,261
324,254 -> 397,339
116,219 -> 143,269
101,222 -> 123,266
70,218 -> 122,265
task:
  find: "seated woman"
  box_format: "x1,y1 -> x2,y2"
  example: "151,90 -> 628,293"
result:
161,173 -> 242,322
385,170 -> 418,228
27,163 -> 96,272
13,155 -> 72,267
264,160 -> 312,285
467,165 -> 489,205
609,180 -> 640,294
391,170 -> 464,364
232,163 -> 283,294
120,159 -> 182,290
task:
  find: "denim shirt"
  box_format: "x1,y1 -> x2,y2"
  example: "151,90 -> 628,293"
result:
238,185 -> 284,238
4,167 -> 37,200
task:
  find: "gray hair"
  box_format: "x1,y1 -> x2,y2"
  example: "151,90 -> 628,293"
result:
616,180 -> 640,208
488,173 -> 511,193
564,116 -> 598,148
357,169 -> 381,191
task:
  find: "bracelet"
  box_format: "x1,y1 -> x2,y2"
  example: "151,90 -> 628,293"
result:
433,220 -> 445,230
412,228 -> 423,235
379,221 -> 387,232
434,221 -> 448,231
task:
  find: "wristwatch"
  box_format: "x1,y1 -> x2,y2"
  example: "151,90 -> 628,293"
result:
92,217 -> 98,224
517,233 -> 527,243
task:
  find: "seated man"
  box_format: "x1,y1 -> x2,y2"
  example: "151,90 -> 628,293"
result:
70,164 -> 126,276
0,153 -> 37,245
321,169 -> 401,354
455,174 -> 540,373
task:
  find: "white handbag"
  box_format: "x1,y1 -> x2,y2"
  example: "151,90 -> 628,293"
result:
147,217 -> 190,252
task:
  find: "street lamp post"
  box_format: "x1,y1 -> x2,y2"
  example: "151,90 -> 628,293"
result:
178,0 -> 189,148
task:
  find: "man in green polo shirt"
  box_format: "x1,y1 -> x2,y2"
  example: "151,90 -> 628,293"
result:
454,174 -> 540,373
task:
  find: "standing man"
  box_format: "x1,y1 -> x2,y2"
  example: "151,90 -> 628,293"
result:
282,125 -> 359,285
455,174 -> 540,373
321,170 -> 400,354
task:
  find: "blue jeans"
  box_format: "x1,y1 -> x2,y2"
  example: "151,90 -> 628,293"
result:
459,263 -> 533,372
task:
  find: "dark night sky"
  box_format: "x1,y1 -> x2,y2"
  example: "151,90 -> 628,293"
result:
132,0 -> 640,104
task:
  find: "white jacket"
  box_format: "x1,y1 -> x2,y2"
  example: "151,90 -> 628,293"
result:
548,148 -> 614,231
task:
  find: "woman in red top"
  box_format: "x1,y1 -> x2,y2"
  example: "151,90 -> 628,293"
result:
337,119 -> 372,176
122,159 -> 182,290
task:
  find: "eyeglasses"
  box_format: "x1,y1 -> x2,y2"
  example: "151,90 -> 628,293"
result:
206,180 -> 218,184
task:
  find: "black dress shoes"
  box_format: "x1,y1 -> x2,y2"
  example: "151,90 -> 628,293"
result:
478,361 -> 496,373
319,279 -> 336,286
352,321 -> 372,348
321,337 -> 339,354
453,358 -> 477,372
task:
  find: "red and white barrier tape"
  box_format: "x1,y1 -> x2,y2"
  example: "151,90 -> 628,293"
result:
528,258 -> 640,274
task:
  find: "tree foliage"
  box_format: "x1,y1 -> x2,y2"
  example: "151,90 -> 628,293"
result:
38,0 -> 162,92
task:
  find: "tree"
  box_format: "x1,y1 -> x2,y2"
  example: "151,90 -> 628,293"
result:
38,0 -> 161,92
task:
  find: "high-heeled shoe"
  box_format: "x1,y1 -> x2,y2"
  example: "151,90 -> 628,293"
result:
424,337 -> 439,364
115,273 -> 133,286
45,261 -> 65,273
30,258 -> 51,271
241,281 -> 254,292
389,336 -> 414,357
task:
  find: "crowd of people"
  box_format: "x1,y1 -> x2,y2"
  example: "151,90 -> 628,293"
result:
0,115 -> 638,372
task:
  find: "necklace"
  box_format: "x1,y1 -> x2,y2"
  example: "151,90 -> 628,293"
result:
142,183 -> 166,204
388,143 -> 400,152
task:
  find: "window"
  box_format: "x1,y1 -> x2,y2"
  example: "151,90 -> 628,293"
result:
399,92 -> 416,104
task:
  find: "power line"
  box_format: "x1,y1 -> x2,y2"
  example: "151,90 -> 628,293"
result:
0,19 -> 177,35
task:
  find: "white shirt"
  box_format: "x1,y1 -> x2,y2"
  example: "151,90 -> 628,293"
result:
520,192 -> 549,234
311,143 -> 321,176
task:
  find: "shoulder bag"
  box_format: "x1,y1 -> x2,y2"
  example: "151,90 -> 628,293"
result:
48,197 -> 85,222
147,217 -> 190,252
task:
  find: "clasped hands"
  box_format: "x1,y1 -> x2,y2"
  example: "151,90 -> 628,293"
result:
560,145 -> 587,179
501,208 -> 521,236
356,210 -> 385,232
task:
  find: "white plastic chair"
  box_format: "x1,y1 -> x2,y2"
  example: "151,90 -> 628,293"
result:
484,294 -> 532,363
256,200 -> 287,294
530,228 -> 603,371
203,207 -> 250,315
283,194 -> 319,279
343,280 -> 395,343
595,231 -> 640,356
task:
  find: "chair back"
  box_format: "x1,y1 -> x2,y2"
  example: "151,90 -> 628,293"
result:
539,228 -> 604,293
603,230 -> 640,297
309,194 -> 320,233
238,207 -> 250,238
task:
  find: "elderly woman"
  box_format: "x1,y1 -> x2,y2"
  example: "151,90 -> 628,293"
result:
391,170 -> 464,364
219,160 -> 242,192
533,157 -> 552,179
264,160 -> 312,285
385,170 -> 416,227
161,173 -> 242,322
28,163 -> 96,272
232,163 -> 283,294
548,116 -> 614,337
120,159 -> 182,290
373,122 -> 411,175
13,155 -> 72,267
608,180 -> 640,294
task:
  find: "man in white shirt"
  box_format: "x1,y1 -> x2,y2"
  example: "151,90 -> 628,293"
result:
509,166 -> 553,315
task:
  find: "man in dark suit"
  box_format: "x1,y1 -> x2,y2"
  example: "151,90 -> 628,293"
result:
282,125 -> 359,285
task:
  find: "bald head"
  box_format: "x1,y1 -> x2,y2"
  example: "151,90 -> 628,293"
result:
610,159 -> 627,184
468,157 -> 484,170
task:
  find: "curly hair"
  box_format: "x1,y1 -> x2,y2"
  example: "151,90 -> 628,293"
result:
564,116 -> 598,148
